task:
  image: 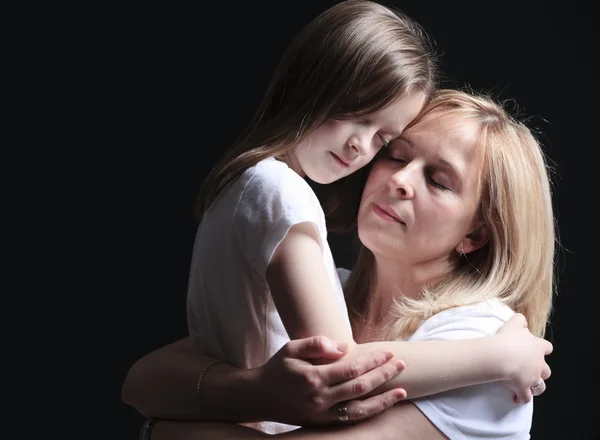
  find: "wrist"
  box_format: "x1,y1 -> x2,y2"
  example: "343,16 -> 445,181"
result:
488,335 -> 514,381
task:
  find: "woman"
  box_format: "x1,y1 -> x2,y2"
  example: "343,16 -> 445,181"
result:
124,89 -> 556,439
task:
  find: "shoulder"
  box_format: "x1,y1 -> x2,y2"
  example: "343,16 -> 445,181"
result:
410,300 -> 532,439
233,158 -> 326,242
242,158 -> 308,191
413,383 -> 532,440
237,158 -> 319,210
409,299 -> 514,342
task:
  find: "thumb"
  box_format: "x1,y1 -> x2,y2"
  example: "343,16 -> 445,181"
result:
284,336 -> 348,360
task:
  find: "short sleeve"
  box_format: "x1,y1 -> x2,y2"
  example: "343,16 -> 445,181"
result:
233,160 -> 326,277
409,302 -> 533,440
336,267 -> 352,289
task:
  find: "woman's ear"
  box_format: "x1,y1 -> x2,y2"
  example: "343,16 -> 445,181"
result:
456,225 -> 489,254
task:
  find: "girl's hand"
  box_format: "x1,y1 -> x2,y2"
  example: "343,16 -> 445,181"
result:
495,313 -> 552,404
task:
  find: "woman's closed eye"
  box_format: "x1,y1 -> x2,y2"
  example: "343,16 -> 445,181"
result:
427,172 -> 451,191
380,145 -> 407,163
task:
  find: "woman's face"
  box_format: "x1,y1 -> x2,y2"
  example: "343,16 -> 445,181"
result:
357,111 -> 486,271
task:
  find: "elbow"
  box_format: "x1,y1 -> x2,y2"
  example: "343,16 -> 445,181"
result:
121,361 -> 150,417
121,368 -> 134,406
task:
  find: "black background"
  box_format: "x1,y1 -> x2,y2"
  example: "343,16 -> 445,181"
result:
46,0 -> 596,438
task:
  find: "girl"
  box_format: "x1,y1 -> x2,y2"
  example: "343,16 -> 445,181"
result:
188,3 -> 433,434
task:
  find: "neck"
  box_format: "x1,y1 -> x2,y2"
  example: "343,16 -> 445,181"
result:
280,154 -> 304,177
369,254 -> 452,321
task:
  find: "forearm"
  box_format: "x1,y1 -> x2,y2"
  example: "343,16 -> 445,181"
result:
351,337 -> 506,399
150,403 -> 439,440
122,338 -> 263,422
122,338 -> 214,420
150,421 -> 383,440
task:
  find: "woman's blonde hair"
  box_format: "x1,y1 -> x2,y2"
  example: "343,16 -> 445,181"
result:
347,89 -> 557,339
195,0 -> 437,219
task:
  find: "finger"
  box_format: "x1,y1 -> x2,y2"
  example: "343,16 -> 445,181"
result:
544,340 -> 553,355
516,387 -> 532,405
531,379 -> 546,397
334,388 -> 406,423
541,364 -> 551,381
323,350 -> 396,384
284,336 -> 349,360
329,359 -> 406,402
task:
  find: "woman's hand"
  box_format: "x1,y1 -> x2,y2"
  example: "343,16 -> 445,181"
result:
254,335 -> 407,426
494,313 -> 553,404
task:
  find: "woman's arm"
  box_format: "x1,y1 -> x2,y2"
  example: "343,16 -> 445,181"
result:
268,227 -> 552,404
123,320 -> 549,426
122,336 -> 407,424
149,402 -> 445,440
122,338 -> 223,420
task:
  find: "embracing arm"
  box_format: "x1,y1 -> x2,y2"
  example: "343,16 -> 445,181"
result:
122,335 -> 406,424
150,402 -> 445,440
124,228 -> 549,424
348,313 -> 551,403
147,310 -> 539,440
121,338 -> 236,420
268,224 -> 552,403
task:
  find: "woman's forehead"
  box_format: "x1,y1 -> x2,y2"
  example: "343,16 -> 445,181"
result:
409,108 -> 470,132
404,110 -> 481,148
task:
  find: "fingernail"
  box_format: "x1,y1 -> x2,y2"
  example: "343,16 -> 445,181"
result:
395,389 -> 407,399
395,360 -> 405,371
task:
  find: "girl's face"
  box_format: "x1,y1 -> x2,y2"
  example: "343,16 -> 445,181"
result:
294,91 -> 426,184
357,111 -> 487,274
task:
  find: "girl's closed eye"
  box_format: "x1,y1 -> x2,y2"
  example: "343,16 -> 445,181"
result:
377,133 -> 391,148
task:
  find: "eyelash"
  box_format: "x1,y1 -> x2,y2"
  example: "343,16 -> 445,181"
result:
428,176 -> 448,191
377,133 -> 390,148
381,148 -> 449,191
358,118 -> 390,148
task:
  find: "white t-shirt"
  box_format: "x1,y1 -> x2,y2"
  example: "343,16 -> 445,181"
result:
186,158 -> 351,434
338,269 -> 533,439
410,299 -> 533,440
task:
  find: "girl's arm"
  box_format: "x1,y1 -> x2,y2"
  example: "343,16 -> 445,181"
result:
349,313 -> 552,403
266,222 -> 355,343
123,320 -> 549,426
268,225 -> 552,403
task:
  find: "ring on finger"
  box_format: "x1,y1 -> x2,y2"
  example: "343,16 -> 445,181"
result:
337,404 -> 349,422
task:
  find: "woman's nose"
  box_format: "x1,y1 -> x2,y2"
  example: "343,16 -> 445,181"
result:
388,167 -> 416,198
